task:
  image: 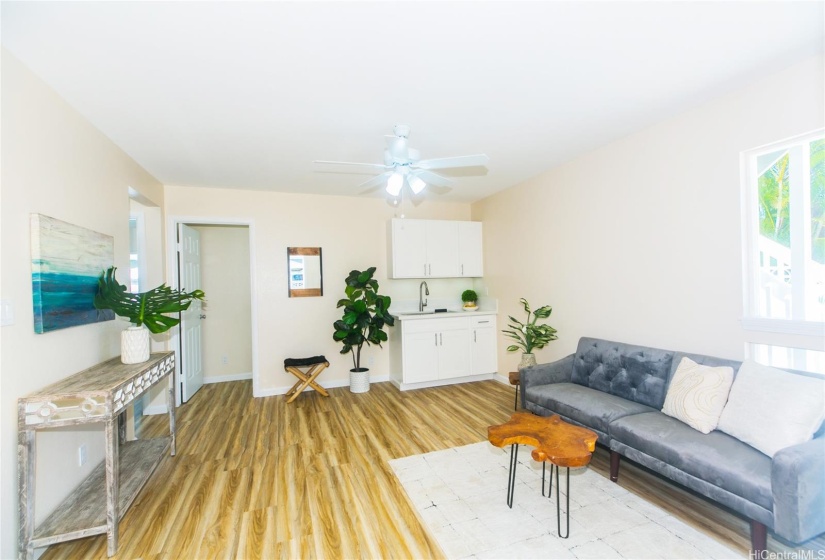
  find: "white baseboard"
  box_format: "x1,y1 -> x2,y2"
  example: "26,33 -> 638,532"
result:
494,373 -> 511,385
143,403 -> 168,415
204,371 -> 252,384
391,373 -> 495,392
255,374 -> 391,397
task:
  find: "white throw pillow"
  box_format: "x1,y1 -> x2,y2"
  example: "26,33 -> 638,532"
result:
717,360 -> 825,457
662,357 -> 735,434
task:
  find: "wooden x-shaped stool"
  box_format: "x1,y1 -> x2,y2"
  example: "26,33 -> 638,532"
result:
284,356 -> 330,403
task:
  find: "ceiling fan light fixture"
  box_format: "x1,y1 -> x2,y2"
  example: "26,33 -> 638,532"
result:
409,176 -> 427,194
386,172 -> 404,196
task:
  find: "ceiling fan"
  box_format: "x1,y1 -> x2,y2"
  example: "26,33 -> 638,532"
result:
312,125 -> 489,199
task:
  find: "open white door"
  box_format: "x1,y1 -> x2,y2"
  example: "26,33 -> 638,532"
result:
179,224 -> 204,403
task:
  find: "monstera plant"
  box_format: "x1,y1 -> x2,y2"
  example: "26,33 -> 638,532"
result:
332,267 -> 394,392
94,266 -> 205,364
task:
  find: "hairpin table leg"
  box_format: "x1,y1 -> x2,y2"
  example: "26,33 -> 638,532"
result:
542,462 -> 545,496
506,444 -> 519,508
555,465 -> 571,538
542,461 -> 554,499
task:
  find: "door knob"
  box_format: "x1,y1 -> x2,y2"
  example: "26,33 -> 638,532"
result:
200,314 -> 207,319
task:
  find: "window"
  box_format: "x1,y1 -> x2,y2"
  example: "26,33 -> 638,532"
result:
129,215 -> 146,293
742,131 -> 825,374
751,344 -> 825,375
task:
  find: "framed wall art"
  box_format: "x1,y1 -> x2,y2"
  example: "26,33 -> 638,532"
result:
31,214 -> 115,333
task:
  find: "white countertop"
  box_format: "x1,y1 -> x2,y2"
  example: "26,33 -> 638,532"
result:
392,309 -> 497,321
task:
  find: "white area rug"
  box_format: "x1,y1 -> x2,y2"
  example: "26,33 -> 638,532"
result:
389,442 -> 745,559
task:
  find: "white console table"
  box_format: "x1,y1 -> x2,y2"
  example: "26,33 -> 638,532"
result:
17,352 -> 176,559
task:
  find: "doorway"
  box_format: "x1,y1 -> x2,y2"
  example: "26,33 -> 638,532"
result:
168,218 -> 257,406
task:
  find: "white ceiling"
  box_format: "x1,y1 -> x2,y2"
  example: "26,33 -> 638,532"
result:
2,1 -> 823,203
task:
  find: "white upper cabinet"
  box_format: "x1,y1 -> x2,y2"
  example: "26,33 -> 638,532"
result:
389,219 -> 483,279
425,220 -> 460,277
458,221 -> 483,278
390,219 -> 429,278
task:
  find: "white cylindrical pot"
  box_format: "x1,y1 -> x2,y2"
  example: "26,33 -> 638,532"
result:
121,325 -> 151,364
350,368 -> 370,393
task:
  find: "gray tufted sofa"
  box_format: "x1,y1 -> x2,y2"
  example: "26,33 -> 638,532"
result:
520,337 -> 825,553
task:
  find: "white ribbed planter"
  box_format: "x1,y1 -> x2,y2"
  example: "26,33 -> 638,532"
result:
121,326 -> 150,364
350,368 -> 370,393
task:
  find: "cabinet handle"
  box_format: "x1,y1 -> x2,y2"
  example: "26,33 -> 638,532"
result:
439,333 -> 443,345
461,264 -> 464,276
474,330 -> 477,343
478,320 -> 490,324
429,264 -> 432,275
434,333 -> 437,346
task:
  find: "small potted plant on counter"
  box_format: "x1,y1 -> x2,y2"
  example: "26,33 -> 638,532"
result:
94,266 -> 206,364
461,289 -> 479,310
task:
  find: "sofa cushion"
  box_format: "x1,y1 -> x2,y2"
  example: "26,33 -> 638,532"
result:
661,356 -> 734,434
571,337 -> 674,409
610,412 -> 773,510
524,382 -> 656,437
717,360 -> 825,458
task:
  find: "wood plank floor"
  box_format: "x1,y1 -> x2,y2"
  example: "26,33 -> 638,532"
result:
40,380 -> 824,559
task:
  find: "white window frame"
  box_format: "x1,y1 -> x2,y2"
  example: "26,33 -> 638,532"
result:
740,129 -> 825,369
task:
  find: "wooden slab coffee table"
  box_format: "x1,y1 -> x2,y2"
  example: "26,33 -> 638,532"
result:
487,412 -> 598,538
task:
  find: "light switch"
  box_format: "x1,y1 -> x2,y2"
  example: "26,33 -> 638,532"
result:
1,300 -> 15,326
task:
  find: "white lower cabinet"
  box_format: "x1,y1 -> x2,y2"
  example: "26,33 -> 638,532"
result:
471,316 -> 498,374
436,328 -> 471,379
391,314 -> 498,390
402,331 -> 440,383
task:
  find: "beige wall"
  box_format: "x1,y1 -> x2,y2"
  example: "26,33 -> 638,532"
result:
191,225 -> 253,381
164,187 -> 472,393
473,55 -> 825,374
0,50 -> 163,558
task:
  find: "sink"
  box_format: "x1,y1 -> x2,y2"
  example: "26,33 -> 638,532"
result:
396,310 -> 435,316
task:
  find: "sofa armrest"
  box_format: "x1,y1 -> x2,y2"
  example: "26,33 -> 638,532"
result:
771,437 -> 825,543
520,354 -> 575,396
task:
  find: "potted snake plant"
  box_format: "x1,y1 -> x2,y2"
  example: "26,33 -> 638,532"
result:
94,266 -> 205,364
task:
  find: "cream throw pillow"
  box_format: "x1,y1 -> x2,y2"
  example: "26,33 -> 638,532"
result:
717,360 -> 825,457
661,357 -> 735,434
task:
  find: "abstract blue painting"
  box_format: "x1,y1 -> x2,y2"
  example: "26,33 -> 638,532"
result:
31,214 -> 115,333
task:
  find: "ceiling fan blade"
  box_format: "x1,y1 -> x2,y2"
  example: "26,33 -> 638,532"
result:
436,165 -> 489,178
357,172 -> 392,194
415,154 -> 489,170
427,185 -> 453,196
415,170 -> 455,188
313,160 -> 388,175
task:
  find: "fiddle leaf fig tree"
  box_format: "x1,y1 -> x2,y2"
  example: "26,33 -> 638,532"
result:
94,266 -> 206,333
333,267 -> 394,370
